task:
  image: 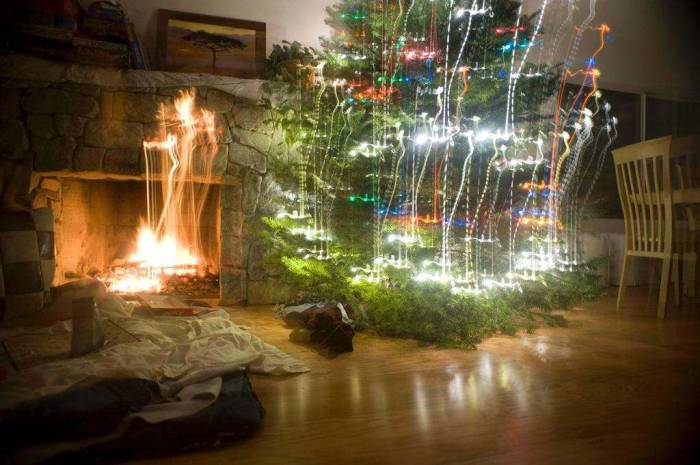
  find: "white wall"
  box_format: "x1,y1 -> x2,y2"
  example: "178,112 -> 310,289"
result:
523,0 -> 700,98
120,0 -> 335,64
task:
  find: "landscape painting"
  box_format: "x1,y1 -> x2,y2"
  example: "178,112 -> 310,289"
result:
157,10 -> 265,78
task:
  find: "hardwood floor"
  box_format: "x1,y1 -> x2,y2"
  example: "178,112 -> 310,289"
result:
132,289 -> 700,465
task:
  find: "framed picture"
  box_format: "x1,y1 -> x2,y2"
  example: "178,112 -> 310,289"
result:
156,10 -> 266,78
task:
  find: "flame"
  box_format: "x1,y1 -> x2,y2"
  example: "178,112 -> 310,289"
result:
104,89 -> 218,294
129,227 -> 199,271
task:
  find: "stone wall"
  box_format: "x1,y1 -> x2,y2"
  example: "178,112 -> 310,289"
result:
0,53 -> 293,304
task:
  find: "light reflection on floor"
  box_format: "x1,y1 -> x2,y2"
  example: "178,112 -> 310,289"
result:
135,290 -> 700,465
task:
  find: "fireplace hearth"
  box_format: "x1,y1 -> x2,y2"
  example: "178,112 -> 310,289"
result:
0,53 -> 295,306
44,176 -> 222,298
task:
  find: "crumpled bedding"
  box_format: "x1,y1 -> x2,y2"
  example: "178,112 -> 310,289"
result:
0,295 -> 308,410
2,372 -> 266,464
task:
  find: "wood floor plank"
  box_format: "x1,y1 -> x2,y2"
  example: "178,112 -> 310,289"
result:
130,290 -> 700,465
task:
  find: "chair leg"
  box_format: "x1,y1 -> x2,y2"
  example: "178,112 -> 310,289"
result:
658,256 -> 672,319
688,253 -> 697,298
617,254 -> 630,309
671,254 -> 680,306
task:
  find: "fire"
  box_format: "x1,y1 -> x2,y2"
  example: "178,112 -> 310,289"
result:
102,89 -> 218,294
129,227 -> 199,272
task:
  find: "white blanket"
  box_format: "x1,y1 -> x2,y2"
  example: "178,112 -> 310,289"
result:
0,295 -> 308,409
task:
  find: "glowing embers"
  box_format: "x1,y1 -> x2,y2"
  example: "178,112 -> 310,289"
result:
103,229 -> 203,294
102,89 -> 218,294
104,274 -> 162,294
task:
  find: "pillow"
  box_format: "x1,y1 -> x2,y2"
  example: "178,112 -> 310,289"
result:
0,208 -> 55,322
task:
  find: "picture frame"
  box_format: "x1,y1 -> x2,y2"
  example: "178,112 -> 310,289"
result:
156,9 -> 266,79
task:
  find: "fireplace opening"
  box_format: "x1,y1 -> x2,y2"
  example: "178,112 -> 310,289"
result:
48,176 -> 221,299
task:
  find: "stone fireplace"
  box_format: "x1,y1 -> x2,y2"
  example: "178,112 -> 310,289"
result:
0,53 -> 293,304
42,177 -> 222,293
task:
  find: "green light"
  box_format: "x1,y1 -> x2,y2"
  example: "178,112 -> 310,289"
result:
349,194 -> 377,204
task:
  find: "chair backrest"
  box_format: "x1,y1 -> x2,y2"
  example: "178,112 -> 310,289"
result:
670,135 -> 699,191
671,135 -> 699,236
612,136 -> 673,255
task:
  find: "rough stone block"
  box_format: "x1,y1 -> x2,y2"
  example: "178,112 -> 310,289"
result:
56,82 -> 101,97
243,170 -> 262,216
158,86 -> 207,98
247,239 -> 270,281
74,146 -> 104,171
225,163 -> 245,179
112,92 -> 170,122
232,104 -> 264,130
27,114 -> 54,139
53,115 -> 86,137
221,208 -> 243,236
232,127 -> 272,155
103,148 -> 141,175
256,174 -> 283,216
1,162 -> 32,201
0,120 -> 28,159
220,234 -> 243,268
221,182 -> 243,210
22,88 -> 99,117
206,88 -> 236,113
229,142 -> 266,174
39,177 -> 61,192
212,144 -> 228,176
219,266 -> 244,305
0,89 -> 22,119
84,120 -> 143,149
216,114 -> 232,143
143,122 -> 165,141
158,87 -> 186,97
100,91 -> 113,119
33,136 -> 75,171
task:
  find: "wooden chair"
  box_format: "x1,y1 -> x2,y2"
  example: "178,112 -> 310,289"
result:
613,136 -> 674,318
671,136 -> 699,300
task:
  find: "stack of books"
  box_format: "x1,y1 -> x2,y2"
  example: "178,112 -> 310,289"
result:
10,0 -> 148,69
10,0 -> 79,61
75,1 -> 130,68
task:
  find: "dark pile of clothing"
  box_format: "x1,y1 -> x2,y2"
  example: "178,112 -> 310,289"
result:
1,372 -> 265,464
283,303 -> 355,357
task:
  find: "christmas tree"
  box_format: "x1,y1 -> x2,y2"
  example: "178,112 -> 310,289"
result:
263,0 -> 615,346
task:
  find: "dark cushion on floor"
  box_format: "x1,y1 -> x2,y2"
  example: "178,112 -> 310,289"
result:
87,371 -> 265,459
0,377 -> 161,448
